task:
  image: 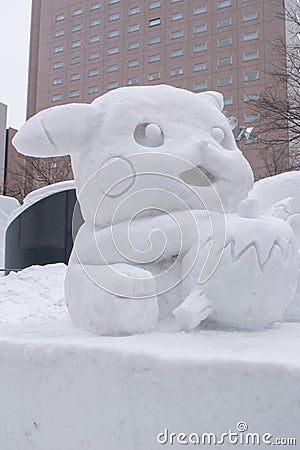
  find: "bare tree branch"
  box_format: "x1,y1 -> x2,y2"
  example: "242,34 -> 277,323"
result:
6,156 -> 73,202
250,0 -> 300,177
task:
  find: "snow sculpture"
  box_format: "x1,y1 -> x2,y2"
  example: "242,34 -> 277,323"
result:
12,85 -> 299,334
247,172 -> 300,321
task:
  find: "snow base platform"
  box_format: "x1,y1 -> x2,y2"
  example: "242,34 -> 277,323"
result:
0,320 -> 299,449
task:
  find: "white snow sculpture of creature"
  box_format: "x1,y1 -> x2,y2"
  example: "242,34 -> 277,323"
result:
12,85 -> 299,335
246,171 -> 300,321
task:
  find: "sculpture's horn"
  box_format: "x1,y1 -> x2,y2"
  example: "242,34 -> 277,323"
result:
12,103 -> 103,157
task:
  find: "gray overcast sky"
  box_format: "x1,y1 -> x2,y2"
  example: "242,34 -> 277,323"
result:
0,0 -> 32,129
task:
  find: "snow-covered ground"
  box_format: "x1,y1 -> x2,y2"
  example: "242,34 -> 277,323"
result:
0,264 -> 299,449
0,264 -> 68,326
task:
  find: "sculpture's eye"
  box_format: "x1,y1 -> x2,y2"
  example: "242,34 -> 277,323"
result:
134,123 -> 164,147
211,127 -> 225,144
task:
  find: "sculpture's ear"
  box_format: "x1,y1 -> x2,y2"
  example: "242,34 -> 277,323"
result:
198,91 -> 224,112
12,103 -> 104,157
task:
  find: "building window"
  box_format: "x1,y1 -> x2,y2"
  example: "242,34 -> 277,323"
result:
89,35 -> 100,43
71,40 -> 81,48
128,77 -> 139,85
149,54 -> 161,62
55,29 -> 64,37
217,17 -> 231,27
54,45 -> 63,53
128,24 -> 140,32
194,6 -> 207,15
150,1 -> 161,9
244,51 -> 258,61
109,13 -> 120,21
108,46 -> 119,55
109,29 -> 119,37
149,18 -> 161,27
218,76 -> 232,86
108,64 -> 118,72
50,162 -> 58,169
171,67 -> 183,76
107,81 -> 119,89
224,96 -> 233,105
194,24 -> 207,33
171,30 -> 183,39
73,8 -> 82,16
70,90 -> 80,98
171,12 -> 183,21
218,56 -> 232,66
243,11 -> 257,21
71,56 -> 81,64
194,62 -> 207,71
55,13 -> 65,22
149,72 -> 160,80
128,59 -> 139,67
88,86 -> 99,94
91,2 -> 101,10
243,31 -> 258,41
218,0 -> 231,7
194,43 -> 207,52
70,73 -> 80,81
53,61 -> 63,69
128,41 -> 139,49
90,19 -> 100,26
194,81 -> 207,91
245,113 -> 259,122
129,6 -> 140,15
244,92 -> 259,101
89,51 -> 99,60
53,94 -> 62,101
89,68 -> 99,76
171,48 -> 183,57
53,78 -> 62,85
218,36 -> 232,47
149,36 -> 161,44
244,71 -> 259,81
72,24 -> 82,32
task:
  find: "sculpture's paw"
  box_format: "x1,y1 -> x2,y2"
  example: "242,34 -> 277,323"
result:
173,288 -> 213,332
185,215 -> 298,330
65,263 -> 158,336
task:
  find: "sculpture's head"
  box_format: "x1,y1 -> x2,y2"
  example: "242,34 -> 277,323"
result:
13,85 -> 253,225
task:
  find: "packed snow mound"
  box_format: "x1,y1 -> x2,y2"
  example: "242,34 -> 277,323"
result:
0,264 -> 68,326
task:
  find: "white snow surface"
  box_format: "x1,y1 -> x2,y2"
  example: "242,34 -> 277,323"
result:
0,264 -> 299,449
0,319 -> 299,449
248,171 -> 300,215
0,264 -> 68,326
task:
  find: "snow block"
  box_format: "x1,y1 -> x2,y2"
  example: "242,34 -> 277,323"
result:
0,321 -> 299,450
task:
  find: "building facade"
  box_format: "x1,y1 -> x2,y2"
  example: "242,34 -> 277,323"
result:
0,103 -> 8,194
20,0 -> 288,188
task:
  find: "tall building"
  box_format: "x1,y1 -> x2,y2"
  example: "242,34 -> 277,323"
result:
22,0 -> 288,182
0,103 -> 7,194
